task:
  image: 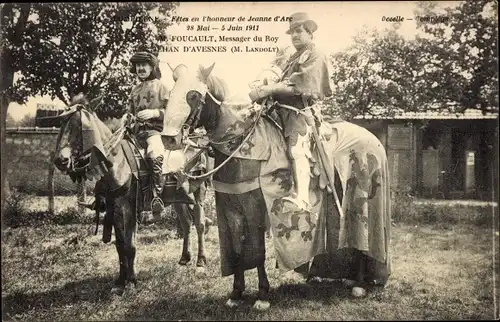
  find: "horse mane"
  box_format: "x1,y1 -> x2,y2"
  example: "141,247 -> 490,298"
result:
197,66 -> 231,102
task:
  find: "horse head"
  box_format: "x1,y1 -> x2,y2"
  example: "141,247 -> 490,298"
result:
53,94 -> 113,182
162,63 -> 223,139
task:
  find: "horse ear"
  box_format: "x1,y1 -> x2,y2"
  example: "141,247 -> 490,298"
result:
89,95 -> 104,111
167,62 -> 175,73
200,63 -> 215,81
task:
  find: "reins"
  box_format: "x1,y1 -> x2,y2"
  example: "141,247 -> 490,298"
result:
180,95 -> 268,181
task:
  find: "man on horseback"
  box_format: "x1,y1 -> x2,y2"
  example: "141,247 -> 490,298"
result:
127,50 -> 170,218
248,12 -> 333,212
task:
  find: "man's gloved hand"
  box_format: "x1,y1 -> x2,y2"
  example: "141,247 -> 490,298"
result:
249,82 -> 296,104
248,85 -> 271,104
137,109 -> 160,121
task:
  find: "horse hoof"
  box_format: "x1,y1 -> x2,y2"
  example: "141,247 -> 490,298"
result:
253,300 -> 270,311
352,286 -> 367,297
281,271 -> 305,283
225,298 -> 244,308
111,286 -> 125,296
195,266 -> 207,276
178,259 -> 189,266
343,279 -> 356,288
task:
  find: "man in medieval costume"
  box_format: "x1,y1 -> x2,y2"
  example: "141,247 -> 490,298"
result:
127,51 -> 170,219
248,12 -> 333,212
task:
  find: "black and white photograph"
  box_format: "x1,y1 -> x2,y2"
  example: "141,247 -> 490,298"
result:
1,1 -> 498,320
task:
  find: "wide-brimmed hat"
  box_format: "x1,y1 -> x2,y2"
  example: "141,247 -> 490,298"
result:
285,12 -> 318,34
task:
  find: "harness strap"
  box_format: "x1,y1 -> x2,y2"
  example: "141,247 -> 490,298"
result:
182,100 -> 267,180
121,140 -> 140,180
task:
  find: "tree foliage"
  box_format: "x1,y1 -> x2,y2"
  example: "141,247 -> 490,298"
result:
6,114 -> 34,127
325,26 -> 431,119
1,2 -> 178,119
414,0 -> 498,112
326,0 -> 498,119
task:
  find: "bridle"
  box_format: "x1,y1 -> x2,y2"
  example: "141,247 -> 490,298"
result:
178,88 -> 266,181
54,105 -> 128,176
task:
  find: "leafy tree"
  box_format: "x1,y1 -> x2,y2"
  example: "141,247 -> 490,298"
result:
325,26 -> 430,119
5,114 -> 16,127
414,0 -> 498,112
0,2 -> 178,213
3,2 -> 178,118
325,0 -> 498,120
16,114 -> 35,127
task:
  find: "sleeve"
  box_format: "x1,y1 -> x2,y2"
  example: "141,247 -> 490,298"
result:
288,49 -> 333,100
127,91 -> 135,115
157,82 -> 171,120
159,81 -> 171,102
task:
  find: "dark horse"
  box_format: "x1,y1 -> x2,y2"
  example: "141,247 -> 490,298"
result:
53,96 -> 211,295
163,64 -> 392,310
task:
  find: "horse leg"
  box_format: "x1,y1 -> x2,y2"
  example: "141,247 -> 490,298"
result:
111,233 -> 128,295
253,263 -> 271,310
175,203 -> 192,265
124,214 -> 138,288
226,263 -> 245,308
106,199 -> 126,295
226,219 -> 246,308
193,189 -> 207,273
351,249 -> 367,297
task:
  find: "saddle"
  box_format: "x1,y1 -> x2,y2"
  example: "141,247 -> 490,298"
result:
120,135 -> 207,207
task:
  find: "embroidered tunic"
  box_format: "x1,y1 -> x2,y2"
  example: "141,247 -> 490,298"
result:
128,79 -> 170,139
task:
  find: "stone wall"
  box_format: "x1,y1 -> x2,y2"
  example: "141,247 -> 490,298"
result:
4,127 -> 92,195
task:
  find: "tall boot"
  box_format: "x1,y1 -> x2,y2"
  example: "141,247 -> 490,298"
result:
149,155 -> 166,218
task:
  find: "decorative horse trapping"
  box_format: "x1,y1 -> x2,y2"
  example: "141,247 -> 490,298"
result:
164,63 -> 392,308
52,98 -> 213,295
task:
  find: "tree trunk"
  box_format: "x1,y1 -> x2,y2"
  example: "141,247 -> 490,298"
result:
77,179 -> 87,215
48,159 -> 55,215
1,93 -> 8,225
0,55 -> 14,229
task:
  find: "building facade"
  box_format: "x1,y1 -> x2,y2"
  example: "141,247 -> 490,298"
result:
353,109 -> 499,201
35,103 -> 66,128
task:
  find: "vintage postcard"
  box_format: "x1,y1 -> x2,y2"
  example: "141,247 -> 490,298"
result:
1,1 -> 498,321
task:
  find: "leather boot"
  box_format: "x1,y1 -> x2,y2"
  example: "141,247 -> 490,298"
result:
149,155 -> 165,217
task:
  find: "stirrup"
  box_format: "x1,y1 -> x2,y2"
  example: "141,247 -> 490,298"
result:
151,196 -> 164,216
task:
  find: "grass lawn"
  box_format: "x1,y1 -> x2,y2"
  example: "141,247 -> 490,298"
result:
2,207 -> 499,321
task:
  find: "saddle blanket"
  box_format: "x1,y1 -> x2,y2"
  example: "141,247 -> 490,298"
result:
211,102 -> 391,273
135,145 -> 207,175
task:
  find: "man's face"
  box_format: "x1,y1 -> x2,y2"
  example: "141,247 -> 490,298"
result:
290,25 -> 313,50
136,62 -> 153,80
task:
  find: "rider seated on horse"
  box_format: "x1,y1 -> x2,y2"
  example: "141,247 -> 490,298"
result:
248,12 -> 333,212
82,51 -> 169,221
127,51 -> 171,219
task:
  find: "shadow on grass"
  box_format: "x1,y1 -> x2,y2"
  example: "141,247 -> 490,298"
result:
137,232 -> 177,245
272,280 -> 351,304
2,275 -> 115,318
122,279 -> 358,320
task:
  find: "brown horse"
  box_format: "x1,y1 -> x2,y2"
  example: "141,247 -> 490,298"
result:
52,96 -> 211,296
163,64 -> 392,310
